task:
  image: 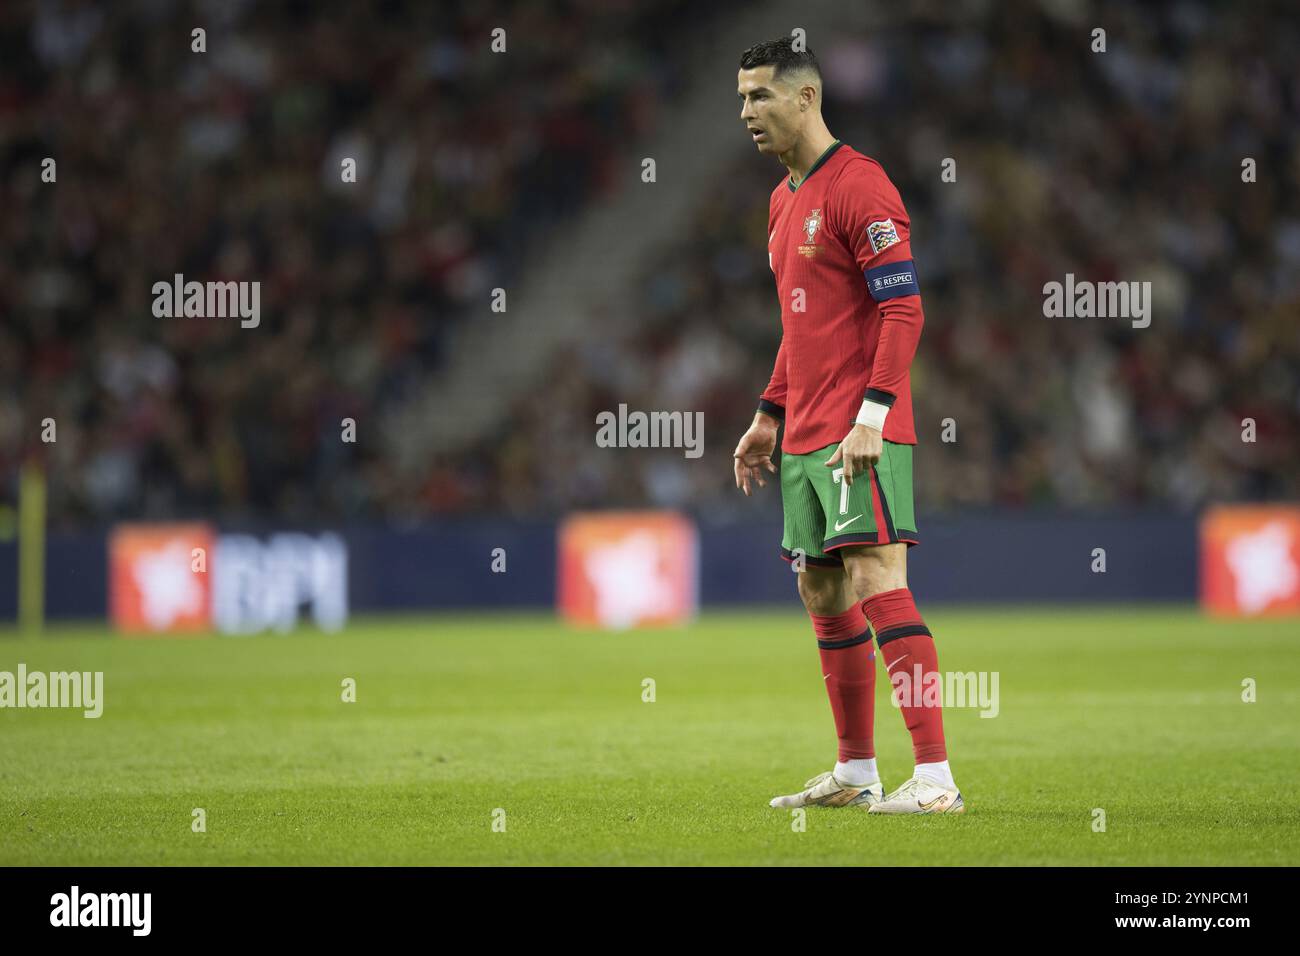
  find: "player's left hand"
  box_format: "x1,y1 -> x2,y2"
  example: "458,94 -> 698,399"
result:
825,424 -> 881,485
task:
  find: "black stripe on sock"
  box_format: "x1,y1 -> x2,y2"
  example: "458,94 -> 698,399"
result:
817,627 -> 874,650
875,624 -> 932,647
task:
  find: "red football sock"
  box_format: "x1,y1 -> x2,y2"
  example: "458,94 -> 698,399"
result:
810,603 -> 876,762
862,587 -> 948,764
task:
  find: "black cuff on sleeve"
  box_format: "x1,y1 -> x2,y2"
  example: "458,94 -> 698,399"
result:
757,398 -> 785,421
863,388 -> 896,408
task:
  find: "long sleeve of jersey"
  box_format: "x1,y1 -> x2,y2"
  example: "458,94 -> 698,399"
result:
757,196 -> 788,422
867,289 -> 924,406
831,162 -> 925,413
758,335 -> 787,420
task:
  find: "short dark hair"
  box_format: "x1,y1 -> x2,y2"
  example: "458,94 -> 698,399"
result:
739,37 -> 821,84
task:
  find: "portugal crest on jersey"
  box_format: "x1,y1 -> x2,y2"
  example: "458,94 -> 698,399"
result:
798,208 -> 823,257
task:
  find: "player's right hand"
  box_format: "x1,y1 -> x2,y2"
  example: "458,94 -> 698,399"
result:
733,420 -> 779,496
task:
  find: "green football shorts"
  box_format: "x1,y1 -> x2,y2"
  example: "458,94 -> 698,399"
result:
779,439 -> 919,567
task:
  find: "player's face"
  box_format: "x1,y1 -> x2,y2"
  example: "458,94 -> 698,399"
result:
738,66 -> 800,155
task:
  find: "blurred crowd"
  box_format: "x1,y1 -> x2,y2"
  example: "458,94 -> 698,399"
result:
1,0 -> 732,527
3,1 -> 1297,527
442,1 -> 1300,518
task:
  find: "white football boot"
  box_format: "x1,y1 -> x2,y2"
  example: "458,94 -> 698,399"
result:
867,775 -> 965,814
769,771 -> 885,809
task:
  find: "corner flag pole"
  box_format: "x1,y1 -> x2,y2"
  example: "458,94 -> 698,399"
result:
19,460 -> 46,637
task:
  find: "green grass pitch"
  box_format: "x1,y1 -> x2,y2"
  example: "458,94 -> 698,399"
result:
2,605 -> 1297,866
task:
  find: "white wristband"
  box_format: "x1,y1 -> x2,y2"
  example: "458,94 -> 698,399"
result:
854,399 -> 890,432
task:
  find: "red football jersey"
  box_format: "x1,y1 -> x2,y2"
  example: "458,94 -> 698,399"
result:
758,141 -> 924,453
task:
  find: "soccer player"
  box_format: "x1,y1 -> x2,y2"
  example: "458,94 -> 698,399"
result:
732,37 -> 963,814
